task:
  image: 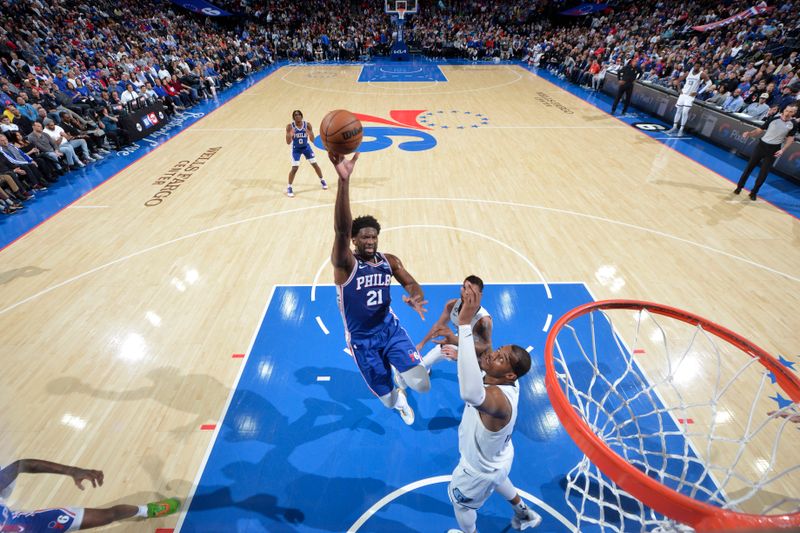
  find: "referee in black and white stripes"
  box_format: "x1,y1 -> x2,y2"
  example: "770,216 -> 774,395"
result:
734,103 -> 797,201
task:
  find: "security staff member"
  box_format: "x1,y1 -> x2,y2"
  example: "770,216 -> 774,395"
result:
734,103 -> 797,201
611,58 -> 642,115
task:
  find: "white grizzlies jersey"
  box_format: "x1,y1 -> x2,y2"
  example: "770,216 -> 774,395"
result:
681,70 -> 702,95
458,382 -> 519,473
450,298 -> 491,330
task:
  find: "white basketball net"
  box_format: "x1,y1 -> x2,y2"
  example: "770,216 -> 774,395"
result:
549,306 -> 800,532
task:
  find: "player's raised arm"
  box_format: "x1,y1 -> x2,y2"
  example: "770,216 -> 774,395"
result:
457,282 -> 511,422
386,253 -> 428,320
331,152 -> 359,283
285,123 -> 293,144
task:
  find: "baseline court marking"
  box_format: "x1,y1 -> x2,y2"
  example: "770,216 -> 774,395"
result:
173,285 -> 277,532
4,197 -> 798,317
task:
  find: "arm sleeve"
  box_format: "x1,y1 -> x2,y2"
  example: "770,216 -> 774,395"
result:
457,325 -> 486,406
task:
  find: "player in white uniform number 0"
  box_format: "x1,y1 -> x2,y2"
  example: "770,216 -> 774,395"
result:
667,62 -> 710,137
447,281 -> 542,533
416,275 -> 493,371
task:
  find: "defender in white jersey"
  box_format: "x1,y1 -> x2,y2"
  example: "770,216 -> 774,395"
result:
667,63 -> 709,136
447,282 -> 541,533
416,275 -> 493,371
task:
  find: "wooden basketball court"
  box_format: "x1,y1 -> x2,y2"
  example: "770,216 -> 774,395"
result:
1,64 -> 798,531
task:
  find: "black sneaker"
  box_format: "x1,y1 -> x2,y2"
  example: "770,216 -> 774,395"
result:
749,192 -> 757,201
733,188 -> 741,194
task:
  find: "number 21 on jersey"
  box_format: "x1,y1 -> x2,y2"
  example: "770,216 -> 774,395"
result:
366,289 -> 384,306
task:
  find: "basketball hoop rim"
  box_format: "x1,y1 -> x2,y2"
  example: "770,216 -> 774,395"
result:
544,299 -> 800,532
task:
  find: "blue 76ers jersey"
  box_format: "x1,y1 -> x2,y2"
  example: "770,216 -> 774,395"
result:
292,121 -> 308,150
337,252 -> 394,341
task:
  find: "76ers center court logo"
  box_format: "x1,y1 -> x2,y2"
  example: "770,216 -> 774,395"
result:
313,110 -> 437,153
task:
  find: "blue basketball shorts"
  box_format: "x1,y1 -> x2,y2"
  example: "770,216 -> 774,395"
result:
349,315 -> 422,397
291,145 -> 316,166
4,506 -> 84,531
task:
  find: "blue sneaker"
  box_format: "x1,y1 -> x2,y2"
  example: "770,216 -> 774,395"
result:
287,185 -> 294,198
320,179 -> 328,190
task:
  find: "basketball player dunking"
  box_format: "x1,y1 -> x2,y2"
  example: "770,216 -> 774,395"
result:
285,110 -> 326,197
329,151 -> 431,425
667,63 -> 709,137
447,281 -> 541,532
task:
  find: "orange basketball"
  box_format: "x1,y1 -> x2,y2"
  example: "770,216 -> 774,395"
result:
319,109 -> 363,154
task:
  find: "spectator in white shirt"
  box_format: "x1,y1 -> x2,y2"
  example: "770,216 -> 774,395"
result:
744,93 -> 772,121
119,83 -> 139,105
43,119 -> 93,167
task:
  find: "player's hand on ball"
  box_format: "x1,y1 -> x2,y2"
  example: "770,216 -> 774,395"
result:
72,467 -> 104,490
402,294 -> 428,320
328,152 -> 359,181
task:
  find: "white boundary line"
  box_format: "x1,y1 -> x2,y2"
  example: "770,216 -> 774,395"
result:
173,284 -> 277,532
4,196 -> 798,317
346,475 -> 577,532
315,315 -> 330,335
279,64 -> 523,96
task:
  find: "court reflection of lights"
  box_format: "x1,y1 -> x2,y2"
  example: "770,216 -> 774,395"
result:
714,410 -> 732,425
118,332 -> 148,362
281,291 -> 298,320
235,415 -> 258,438
185,269 -> 199,284
145,311 -> 162,327
258,360 -> 274,381
527,378 -> 547,397
671,354 -> 701,384
754,458 -> 772,474
61,413 -> 87,430
171,277 -> 187,292
498,289 -> 515,320
595,264 -> 625,293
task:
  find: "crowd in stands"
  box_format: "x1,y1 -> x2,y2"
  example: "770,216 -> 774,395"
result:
1,0 -> 798,215
0,0 -> 275,215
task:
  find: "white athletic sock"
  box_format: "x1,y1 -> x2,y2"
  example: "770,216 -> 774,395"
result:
136,505 -> 148,518
393,389 -> 409,410
512,500 -> 529,516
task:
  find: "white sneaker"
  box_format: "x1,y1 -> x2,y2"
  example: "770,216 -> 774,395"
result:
394,389 -> 414,425
511,509 -> 542,530
666,126 -> 678,135
677,128 -> 685,136
287,185 -> 294,198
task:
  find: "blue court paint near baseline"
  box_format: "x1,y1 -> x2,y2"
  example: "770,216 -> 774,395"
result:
3,58 -> 798,251
358,64 -> 448,83
179,283 -> 741,532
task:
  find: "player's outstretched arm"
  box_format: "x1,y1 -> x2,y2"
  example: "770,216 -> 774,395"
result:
457,283 -> 511,423
330,152 -> 359,283
416,299 -> 456,351
0,459 -> 104,493
386,253 -> 428,320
